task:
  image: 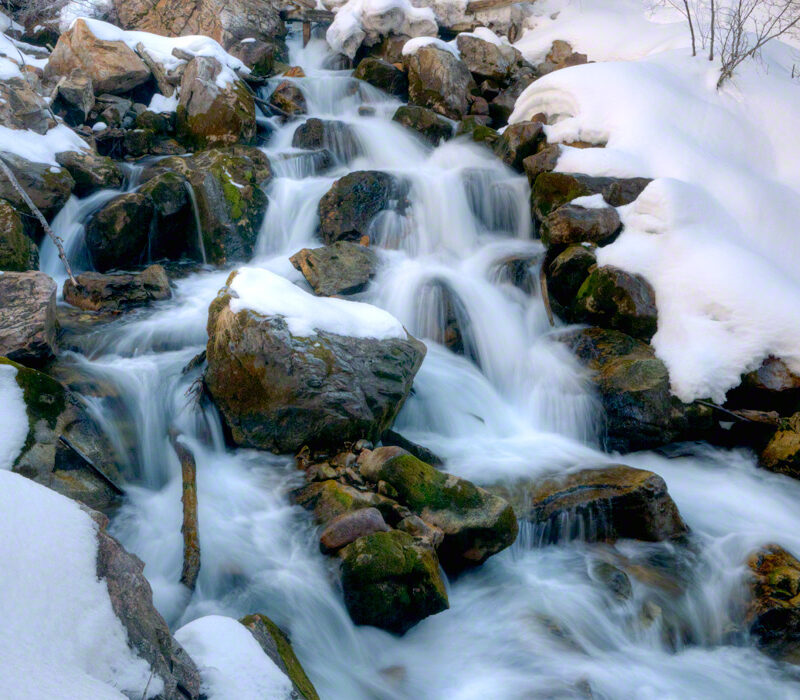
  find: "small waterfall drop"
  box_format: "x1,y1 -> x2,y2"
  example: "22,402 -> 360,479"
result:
183,181 -> 208,265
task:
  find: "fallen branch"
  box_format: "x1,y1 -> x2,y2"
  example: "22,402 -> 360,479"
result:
169,429 -> 201,591
135,42 -> 174,98
0,153 -> 77,285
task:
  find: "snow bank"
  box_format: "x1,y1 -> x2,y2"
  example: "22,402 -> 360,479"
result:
0,29 -> 49,79
0,123 -> 89,165
0,470 -> 160,699
402,35 -> 459,58
0,364 -> 28,470
174,615 -> 293,700
229,267 -> 406,340
511,0 -> 800,402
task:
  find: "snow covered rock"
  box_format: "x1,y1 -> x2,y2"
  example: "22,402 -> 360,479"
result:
63,264 -> 172,312
86,192 -> 154,272
176,56 -> 256,149
0,152 -> 74,225
204,267 -> 426,453
0,271 -> 57,365
45,19 -> 151,95
0,76 -> 54,134
290,240 -> 378,297
404,45 -> 476,120
0,200 -> 38,272
353,57 -> 408,99
56,150 -> 123,197
391,104 -> 453,146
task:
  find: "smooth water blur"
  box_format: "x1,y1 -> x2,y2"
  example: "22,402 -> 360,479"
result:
47,28 -> 800,699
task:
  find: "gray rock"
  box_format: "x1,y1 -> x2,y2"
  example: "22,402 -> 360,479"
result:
353,57 -> 408,99
56,150 -> 124,197
0,153 -> 74,224
290,240 -> 378,296
0,271 -> 57,365
404,46 -> 476,120
392,104 -> 453,146
63,265 -> 172,311
0,76 -> 54,134
53,70 -> 94,126
291,118 -> 361,164
540,203 -> 621,249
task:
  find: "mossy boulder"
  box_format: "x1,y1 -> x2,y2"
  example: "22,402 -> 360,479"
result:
1,357 -> 122,511
359,447 -> 518,572
546,243 -> 596,310
540,203 -> 621,249
354,57 -> 408,99
404,46 -> 476,120
522,144 -> 561,185
0,271 -> 57,365
291,118 -> 362,164
760,413 -> 800,480
493,120 -> 546,171
0,200 -> 38,271
392,105 -> 453,146
340,530 -> 449,634
0,153 -> 74,230
56,150 -> 124,197
239,614 -> 319,700
294,479 -> 387,524
176,56 -> 256,149
138,171 -> 195,261
85,191 -> 154,272
290,240 -> 378,297
573,265 -> 658,342
268,80 -> 307,120
456,117 -> 499,146
531,172 -> 651,221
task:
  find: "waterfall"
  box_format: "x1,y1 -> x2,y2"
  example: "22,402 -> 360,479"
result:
183,181 -> 208,265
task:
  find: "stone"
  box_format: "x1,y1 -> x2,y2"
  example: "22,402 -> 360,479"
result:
2,357 -> 123,511
204,272 -> 426,453
268,80 -> 307,119
239,614 -> 319,700
294,479 -> 386,524
63,265 -> 172,312
123,128 -> 155,157
291,118 -> 361,164
456,117 -> 499,145
489,74 -> 536,127
340,530 -> 449,634
290,240 -> 378,297
176,56 -> 256,149
55,150 -> 124,197
523,144 -> 562,184
0,76 -> 53,134
540,203 -> 621,250
493,120 -> 545,171
93,94 -> 134,127
546,244 -> 596,310
747,544 -> 800,664
381,428 -> 444,467
404,46 -> 477,120
353,57 -> 408,99
0,153 -> 74,225
45,19 -> 151,95
0,271 -> 57,365
456,33 -> 518,83
531,172 -> 651,221
359,447 -> 518,572
53,69 -> 94,126
137,171 -> 195,259
319,507 -> 391,553
760,413 -> 800,479
573,265 -> 658,342
0,200 -> 39,271
85,192 -> 154,272
520,465 -> 687,544
318,170 -> 409,244
538,40 -> 588,76
727,356 -> 800,415
391,104 -> 453,146
227,38 -> 286,77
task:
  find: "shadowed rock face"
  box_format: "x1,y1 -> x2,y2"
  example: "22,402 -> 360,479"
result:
0,271 -> 57,365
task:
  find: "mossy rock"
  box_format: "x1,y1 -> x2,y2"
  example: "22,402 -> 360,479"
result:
760,413 -> 800,480
391,105 -> 453,147
546,243 -> 596,311
239,614 -> 319,700
0,200 -> 38,271
85,192 -> 154,272
340,530 -> 449,634
531,172 -> 651,221
55,151 -> 124,198
456,116 -> 499,146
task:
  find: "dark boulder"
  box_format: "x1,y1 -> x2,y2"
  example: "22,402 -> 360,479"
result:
290,240 -> 378,296
0,200 -> 39,271
392,104 -> 453,146
522,144 -> 561,184
319,507 -> 390,553
268,80 -> 307,120
291,118 -> 361,164
493,120 -> 545,171
53,69 -> 94,126
0,271 -> 57,365
227,39 -> 286,77
63,265 -> 171,312
0,153 -> 74,224
456,33 -> 519,83
354,58 -> 408,99
85,192 -> 154,272
546,243 -> 596,310
531,172 -> 651,221
540,203 -> 621,249
56,150 -> 124,197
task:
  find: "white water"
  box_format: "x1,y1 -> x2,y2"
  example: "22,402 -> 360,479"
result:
46,29 -> 800,699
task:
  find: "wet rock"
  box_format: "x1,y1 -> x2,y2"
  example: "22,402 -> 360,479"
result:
318,170 -> 409,244
294,479 -> 387,524
53,69 -> 94,126
45,19 -> 151,95
291,118 -> 361,163
760,413 -> 800,479
290,240 -> 378,297
558,327 -> 712,451
546,244 -> 596,310
522,465 -> 687,544
0,271 -> 57,365
268,80 -> 307,120
489,74 -> 536,127
96,521 -> 202,698
0,153 -> 74,225
456,33 -> 518,83
573,265 -> 658,342
381,428 -> 444,467
93,94 -> 134,128
176,56 -> 256,149
2,357 -> 123,511
456,116 -> 499,145
123,128 -> 156,157
340,529 -> 449,634
239,614 -> 319,700
55,150 -> 124,197
493,120 -> 545,171
319,507 -> 391,553
353,57 -> 408,99
747,544 -> 800,664
540,203 -> 621,249
85,192 -> 154,272
538,40 -> 588,76
727,356 -> 800,415
391,104 -> 453,146
0,76 -> 54,134
0,200 -> 39,272
523,144 -> 562,184
63,265 -> 171,312
136,171 -> 194,259
589,560 -> 633,601
531,172 -> 651,221
359,447 -> 518,572
404,46 -> 476,120
228,38 -> 285,77
204,272 -> 426,452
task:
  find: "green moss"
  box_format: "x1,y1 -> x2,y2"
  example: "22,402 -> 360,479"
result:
532,172 -> 591,219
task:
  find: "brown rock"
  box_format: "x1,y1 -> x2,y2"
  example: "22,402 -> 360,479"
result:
0,76 -> 53,134
0,200 -> 39,272
63,265 -> 172,312
290,240 -> 378,296
404,46 -> 476,120
540,203 -> 621,249
0,271 -> 57,365
760,413 -> 800,480
319,507 -> 390,553
268,80 -> 307,120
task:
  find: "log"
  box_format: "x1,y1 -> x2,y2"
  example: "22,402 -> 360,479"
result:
169,430 -> 201,591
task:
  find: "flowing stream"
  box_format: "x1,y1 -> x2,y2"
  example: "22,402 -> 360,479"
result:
42,30 -> 800,699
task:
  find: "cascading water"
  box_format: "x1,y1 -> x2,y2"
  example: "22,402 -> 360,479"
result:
46,29 -> 800,699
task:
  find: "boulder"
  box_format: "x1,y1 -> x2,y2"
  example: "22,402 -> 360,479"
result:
519,464 -> 687,544
227,38 -> 286,77
573,265 -> 658,342
1,357 -> 123,511
291,118 -> 361,164
727,356 -> 800,415
290,240 -> 378,297
239,614 -> 319,700
531,172 -> 651,221
353,57 -> 408,99
44,19 -> 151,95
747,544 -> 800,664
546,243 -> 596,310
489,74 -> 536,127
96,521 -> 202,698
0,200 -> 39,271
540,203 -> 621,249
455,33 -> 518,83
0,272 -> 57,365
523,144 -> 562,184
391,104 -> 453,146
0,76 -> 53,134
0,153 -> 74,224
359,447 -> 518,572
537,40 -> 588,76
204,270 -> 426,452
404,46 -> 476,120
456,117 -> 499,146
268,80 -> 307,120
339,530 -> 449,634
176,56 -> 256,149
138,171 -> 194,260
558,327 -> 713,452
294,479 -> 389,524
93,94 -> 134,128
760,413 -> 800,480
493,120 -> 545,171
319,507 -> 391,553
85,192 -> 154,272
63,265 -> 171,312
55,150 -> 124,197
53,69 -> 94,126
318,170 -> 409,244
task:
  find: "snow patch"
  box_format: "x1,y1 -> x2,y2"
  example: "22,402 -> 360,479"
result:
402,35 -> 460,58
0,123 -> 89,165
569,193 -> 609,209
0,364 -> 28,470
147,92 -> 180,113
